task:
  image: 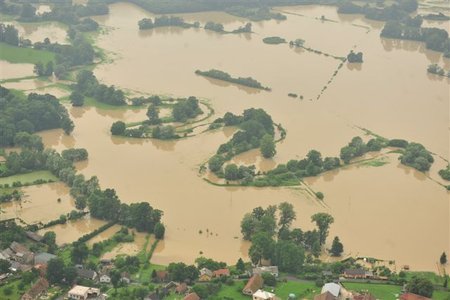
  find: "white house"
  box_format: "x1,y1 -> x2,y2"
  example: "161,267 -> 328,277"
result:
321,283 -> 341,298
253,289 -> 276,300
68,285 -> 100,300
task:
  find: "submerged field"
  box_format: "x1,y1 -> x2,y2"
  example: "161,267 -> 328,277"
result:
0,2 -> 449,273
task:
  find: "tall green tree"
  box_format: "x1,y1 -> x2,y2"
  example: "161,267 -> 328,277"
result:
46,258 -> 65,284
260,134 -> 276,158
278,202 -> 296,229
440,252 -> 447,265
311,213 -> 334,245
330,236 -> 344,256
407,277 -> 434,298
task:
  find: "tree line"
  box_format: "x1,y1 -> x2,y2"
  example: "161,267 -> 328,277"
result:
381,16 -> 450,57
138,15 -> 198,30
196,69 -> 271,90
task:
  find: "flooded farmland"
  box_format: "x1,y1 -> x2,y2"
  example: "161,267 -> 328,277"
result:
1,2 -> 449,272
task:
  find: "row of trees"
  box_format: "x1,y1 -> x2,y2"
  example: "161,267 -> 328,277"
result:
338,0 -> 418,21
0,87 -> 74,147
195,69 -> 271,90
74,70 -> 127,106
381,19 -> 450,56
241,203 -> 343,273
138,16 -> 196,30
0,23 -> 19,46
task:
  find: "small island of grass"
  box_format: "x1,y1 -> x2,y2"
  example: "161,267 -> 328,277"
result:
262,36 -> 287,45
195,69 -> 271,91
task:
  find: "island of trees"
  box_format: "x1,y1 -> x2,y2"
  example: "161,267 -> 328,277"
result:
380,16 -> 450,57
262,36 -> 287,45
427,64 -> 450,77
110,95 -> 207,139
205,114 -> 436,187
138,16 -> 198,30
347,50 -> 364,63
195,69 -> 271,91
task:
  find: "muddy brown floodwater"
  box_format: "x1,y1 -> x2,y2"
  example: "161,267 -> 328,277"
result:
1,2 -> 448,272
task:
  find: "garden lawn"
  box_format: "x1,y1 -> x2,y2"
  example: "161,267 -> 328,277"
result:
0,42 -> 55,64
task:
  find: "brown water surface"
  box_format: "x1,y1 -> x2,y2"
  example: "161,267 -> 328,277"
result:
2,2 -> 448,271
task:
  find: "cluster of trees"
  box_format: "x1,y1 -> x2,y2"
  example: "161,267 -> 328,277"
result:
439,166 -> 450,181
74,70 -> 127,106
241,203 -> 342,273
289,38 -> 305,47
33,61 -> 54,77
399,142 -> 434,172
225,6 -> 286,21
347,50 -> 363,63
338,0 -> 418,21
61,148 -> 88,162
151,125 -> 177,140
196,69 -> 270,90
340,136 -> 385,164
204,21 -> 225,32
232,22 -> 252,33
381,19 -> 450,56
262,36 -> 287,44
172,96 -> 202,122
207,108 -> 275,175
0,87 -> 73,147
423,12 -> 450,21
32,35 -> 95,79
87,189 -> 164,235
22,1 -> 108,25
427,64 -> 450,77
0,23 -> 19,46
253,150 -> 341,187
138,16 -> 197,30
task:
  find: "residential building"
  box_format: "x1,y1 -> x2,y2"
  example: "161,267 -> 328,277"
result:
253,289 -> 276,300
25,231 -> 43,243
199,268 -> 213,282
213,268 -> 230,278
400,293 -> 432,300
76,268 -> 98,281
68,285 -> 101,300
314,291 -> 337,300
321,283 -> 341,298
343,269 -> 371,279
184,293 -> 200,300
243,274 -> 264,296
252,266 -> 279,277
34,252 -> 57,265
175,282 -> 188,294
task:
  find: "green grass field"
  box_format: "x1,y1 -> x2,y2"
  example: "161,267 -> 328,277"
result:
0,42 -> 55,64
0,170 -> 58,186
0,279 -> 31,300
342,282 -> 402,300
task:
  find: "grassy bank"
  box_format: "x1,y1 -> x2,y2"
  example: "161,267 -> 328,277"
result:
342,282 -> 401,300
0,42 -> 55,64
0,171 -> 58,186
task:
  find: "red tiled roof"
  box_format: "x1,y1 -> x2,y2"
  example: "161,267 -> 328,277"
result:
314,291 -> 336,300
184,292 -> 200,300
243,274 -> 263,295
400,293 -> 431,300
213,268 -> 230,277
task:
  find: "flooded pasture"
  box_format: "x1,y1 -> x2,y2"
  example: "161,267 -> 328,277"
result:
0,2 -> 448,272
